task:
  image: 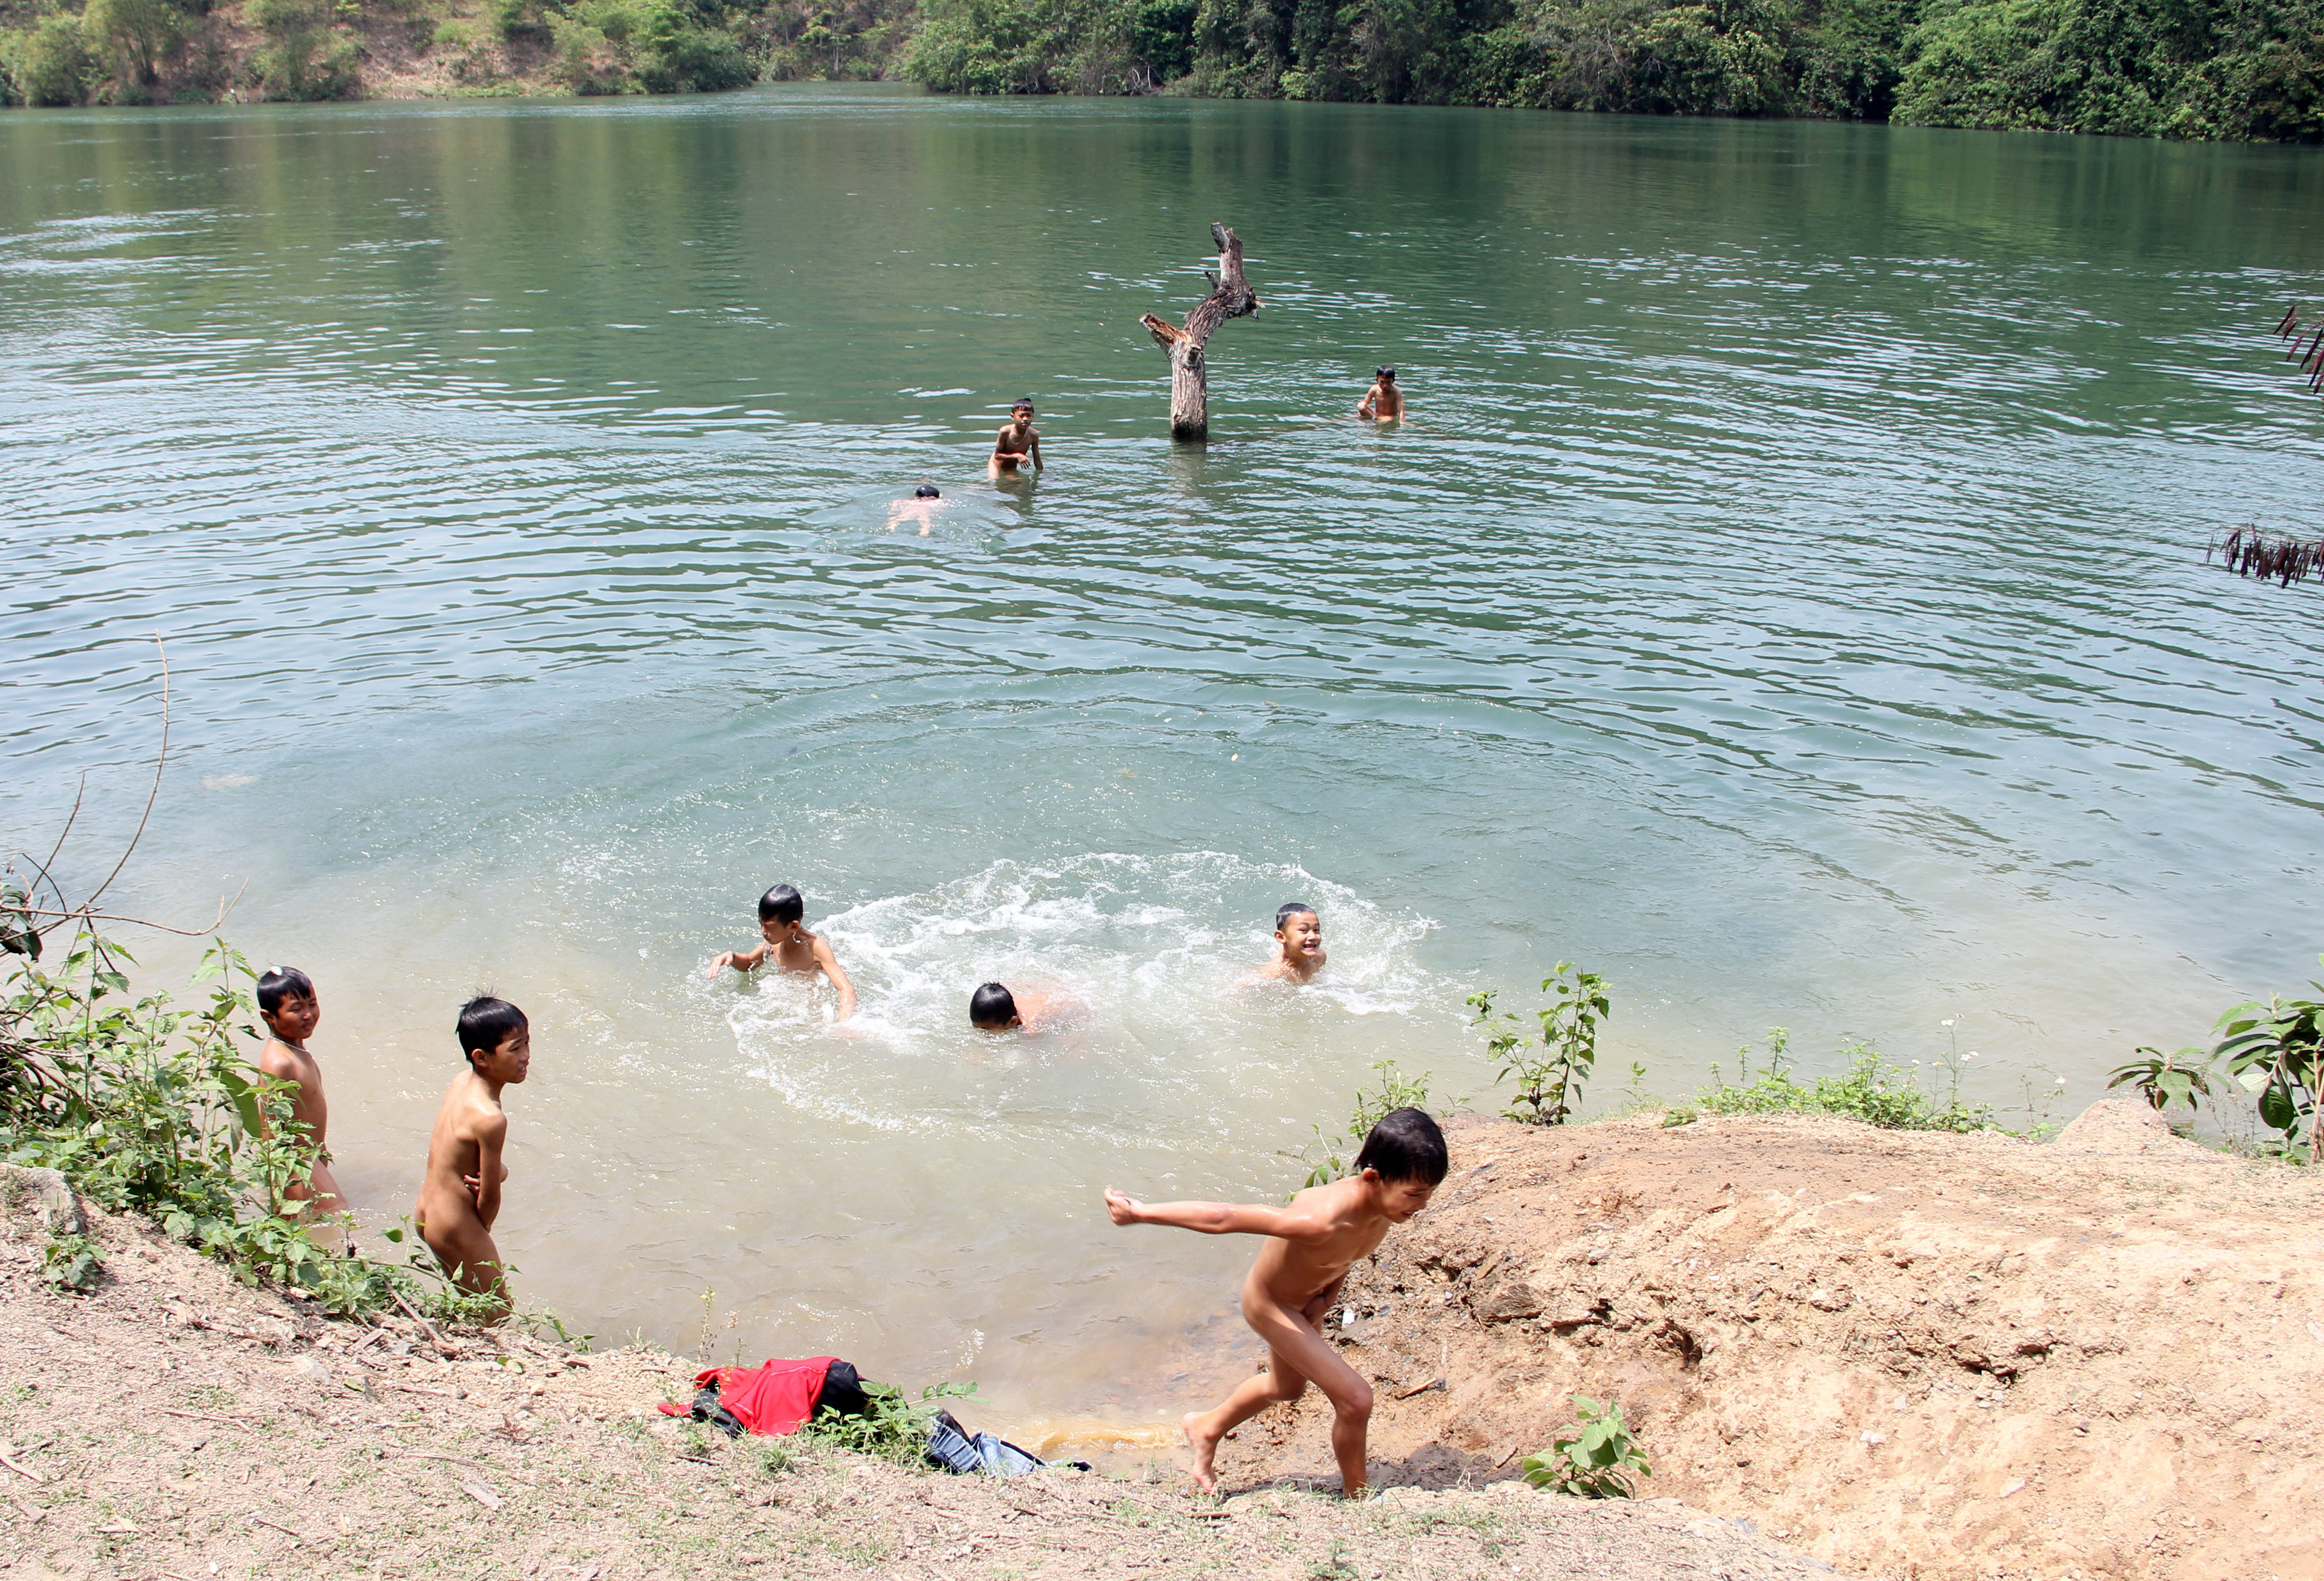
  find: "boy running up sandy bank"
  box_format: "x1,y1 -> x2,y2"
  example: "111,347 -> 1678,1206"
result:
1105,1107 -> 1446,1497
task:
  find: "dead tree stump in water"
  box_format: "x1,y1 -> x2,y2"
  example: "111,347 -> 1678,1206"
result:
1141,222 -> 1260,442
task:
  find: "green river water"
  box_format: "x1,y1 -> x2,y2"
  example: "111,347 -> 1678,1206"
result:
6,85 -> 2324,1440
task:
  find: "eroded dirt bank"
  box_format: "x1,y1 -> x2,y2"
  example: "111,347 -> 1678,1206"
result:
0,1171 -> 1830,1581
1207,1104 -> 2324,1580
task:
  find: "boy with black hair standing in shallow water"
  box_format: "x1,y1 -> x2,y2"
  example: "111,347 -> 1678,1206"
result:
256,966 -> 344,1219
415,996 -> 530,1321
990,397 -> 1043,477
1105,1107 -> 1448,1497
707,884 -> 858,1023
1356,366 -> 1404,422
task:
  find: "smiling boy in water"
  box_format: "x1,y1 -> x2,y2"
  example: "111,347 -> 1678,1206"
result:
255,966 -> 345,1218
414,996 -> 530,1321
707,884 -> 858,1022
1245,901 -> 1326,986
1105,1107 -> 1446,1497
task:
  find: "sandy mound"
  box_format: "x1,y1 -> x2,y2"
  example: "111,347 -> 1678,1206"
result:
0,1168 -> 1830,1581
1199,1105 -> 2324,1580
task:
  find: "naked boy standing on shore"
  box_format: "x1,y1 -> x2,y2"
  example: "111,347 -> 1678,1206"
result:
255,967 -> 345,1218
1105,1107 -> 1446,1497
414,996 -> 530,1320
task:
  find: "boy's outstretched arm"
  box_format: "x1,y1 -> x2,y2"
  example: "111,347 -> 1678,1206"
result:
1105,1188 -> 1336,1243
706,944 -> 769,979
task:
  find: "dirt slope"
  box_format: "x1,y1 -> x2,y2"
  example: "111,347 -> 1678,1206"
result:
1205,1104 -> 2324,1580
0,1169 -> 1832,1581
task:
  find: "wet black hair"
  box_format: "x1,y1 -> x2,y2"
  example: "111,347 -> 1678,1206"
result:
1011,397 -> 1034,413
1354,1107 -> 1447,1185
758,884 -> 805,926
970,982 -> 1019,1028
256,966 -> 315,1014
1376,366 -> 1397,381
456,996 -> 528,1064
914,484 -> 940,499
1275,901 -> 1318,929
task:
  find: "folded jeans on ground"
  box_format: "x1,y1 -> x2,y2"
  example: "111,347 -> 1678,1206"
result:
926,1409 -> 1049,1477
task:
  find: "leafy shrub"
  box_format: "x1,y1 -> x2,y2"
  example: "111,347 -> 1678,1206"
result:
801,1379 -> 980,1464
81,0 -> 185,97
41,1229 -> 105,1290
1522,1395 -> 1650,1497
1301,1058 -> 1430,1186
2212,969 -> 2323,1157
1695,1037 -> 1995,1131
245,0 -> 360,97
1470,962 -> 1610,1127
2,14 -> 104,106
3,929 -> 485,1322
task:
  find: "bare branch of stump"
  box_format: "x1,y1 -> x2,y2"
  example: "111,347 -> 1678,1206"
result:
1141,222 -> 1261,442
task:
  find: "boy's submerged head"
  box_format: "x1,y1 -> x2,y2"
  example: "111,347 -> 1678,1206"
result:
969,981 -> 1019,1030
457,995 -> 530,1079
757,884 -> 805,927
257,965 -> 316,1015
1354,1107 -> 1447,1218
914,484 -> 941,499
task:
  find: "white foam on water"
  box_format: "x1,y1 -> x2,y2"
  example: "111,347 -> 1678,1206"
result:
723,852 -> 1452,1147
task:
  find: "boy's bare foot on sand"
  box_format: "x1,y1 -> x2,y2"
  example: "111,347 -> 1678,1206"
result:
1183,1410 -> 1223,1494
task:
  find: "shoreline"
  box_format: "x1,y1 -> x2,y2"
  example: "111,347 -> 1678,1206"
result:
6,1098 -> 2320,1577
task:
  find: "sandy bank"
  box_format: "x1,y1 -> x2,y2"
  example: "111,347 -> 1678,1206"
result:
1211,1103 -> 2324,1580
0,1169 -> 1829,1581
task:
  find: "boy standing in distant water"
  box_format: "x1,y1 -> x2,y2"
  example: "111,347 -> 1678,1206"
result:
707,884 -> 858,1022
991,398 -> 1044,476
415,996 -> 531,1321
256,967 -> 345,1218
1355,366 -> 1404,422
1245,901 -> 1326,986
1106,1107 -> 1447,1497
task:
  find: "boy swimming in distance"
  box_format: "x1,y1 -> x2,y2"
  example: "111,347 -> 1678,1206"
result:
1246,901 -> 1326,985
254,966 -> 345,1218
990,398 -> 1043,476
707,884 -> 858,1023
415,996 -> 531,1321
1355,366 -> 1404,422
1105,1107 -> 1446,1497
968,981 -> 1071,1032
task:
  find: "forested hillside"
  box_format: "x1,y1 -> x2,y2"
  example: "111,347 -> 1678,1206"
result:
6,0 -> 2321,139
905,0 -> 2324,137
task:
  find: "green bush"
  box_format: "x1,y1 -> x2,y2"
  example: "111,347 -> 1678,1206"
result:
82,0 -> 185,97
1696,1039 -> 1995,1131
3,930 -> 475,1320
3,14 -> 104,105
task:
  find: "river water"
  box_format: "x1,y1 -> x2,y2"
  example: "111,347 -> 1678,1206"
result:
6,86 -> 2324,1440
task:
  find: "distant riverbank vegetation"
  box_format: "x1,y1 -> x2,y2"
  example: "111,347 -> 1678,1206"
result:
5,0 -> 2320,139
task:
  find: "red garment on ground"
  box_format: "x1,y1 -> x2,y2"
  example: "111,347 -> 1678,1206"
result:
660,1357 -> 837,1436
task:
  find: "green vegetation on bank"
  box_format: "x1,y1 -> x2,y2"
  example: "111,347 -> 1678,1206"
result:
1,917 -> 505,1324
0,0 -> 825,105
900,0 -> 2324,138
5,0 -> 2320,137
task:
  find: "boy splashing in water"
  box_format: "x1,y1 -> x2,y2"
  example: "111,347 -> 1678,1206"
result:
707,884 -> 857,1023
415,996 -> 531,1321
1246,901 -> 1326,985
1105,1106 -> 1446,1497
255,967 -> 344,1218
